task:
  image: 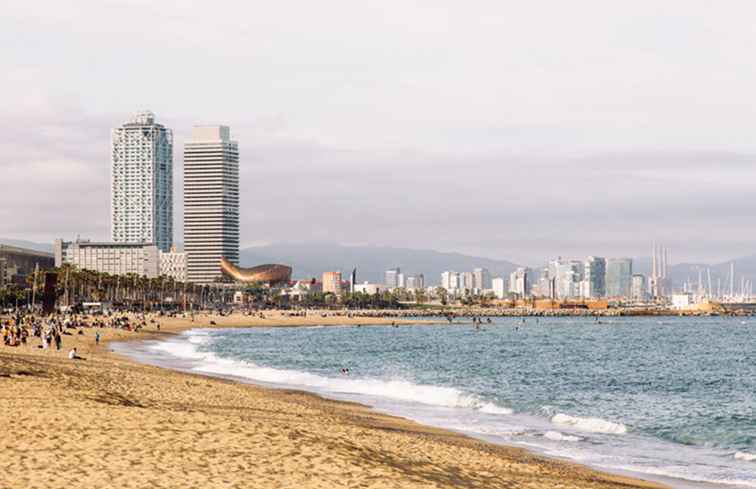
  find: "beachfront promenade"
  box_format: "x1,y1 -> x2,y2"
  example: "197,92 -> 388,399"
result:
0,310 -> 666,489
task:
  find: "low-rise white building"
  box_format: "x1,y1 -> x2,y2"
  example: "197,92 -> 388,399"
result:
54,239 -> 159,278
354,282 -> 387,295
671,293 -> 694,309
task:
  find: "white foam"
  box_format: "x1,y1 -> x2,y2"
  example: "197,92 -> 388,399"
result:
551,413 -> 627,435
479,403 -> 514,415
157,333 -> 514,415
735,451 -> 756,462
543,430 -> 582,442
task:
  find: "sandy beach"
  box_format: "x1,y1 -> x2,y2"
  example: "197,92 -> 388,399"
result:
0,312 -> 667,489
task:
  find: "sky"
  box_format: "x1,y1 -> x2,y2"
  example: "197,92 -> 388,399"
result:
3,1 -> 756,264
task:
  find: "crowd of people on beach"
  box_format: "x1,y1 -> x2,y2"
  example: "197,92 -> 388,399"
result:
0,309 -> 172,359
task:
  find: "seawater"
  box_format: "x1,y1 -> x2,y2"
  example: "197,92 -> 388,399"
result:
122,317 -> 756,488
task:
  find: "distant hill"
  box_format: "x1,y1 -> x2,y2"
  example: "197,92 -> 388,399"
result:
240,242 -> 520,285
0,238 -> 53,254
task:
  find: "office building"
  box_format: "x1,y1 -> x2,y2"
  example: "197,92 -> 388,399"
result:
492,277 -> 507,299
159,246 -> 187,282
111,110 -> 173,251
441,271 -> 461,291
473,267 -> 491,290
405,274 -> 424,290
385,268 -> 400,288
322,271 -> 342,294
184,125 -> 240,284
550,259 -> 582,299
606,258 -> 633,298
461,271 -> 474,290
508,267 -> 530,297
397,272 -> 405,288
631,274 -> 647,301
582,256 -> 606,298
54,239 -> 159,278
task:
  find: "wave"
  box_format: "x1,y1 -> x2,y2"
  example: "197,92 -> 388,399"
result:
543,431 -> 582,442
153,332 -> 513,415
551,413 -> 627,435
735,451 -> 756,462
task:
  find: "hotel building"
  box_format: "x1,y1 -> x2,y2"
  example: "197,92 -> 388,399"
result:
183,126 -> 240,284
54,239 -> 159,278
111,110 -> 173,252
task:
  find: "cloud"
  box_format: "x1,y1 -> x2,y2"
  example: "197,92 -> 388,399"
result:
3,1 -> 756,263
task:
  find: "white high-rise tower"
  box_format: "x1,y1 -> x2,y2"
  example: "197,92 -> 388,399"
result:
111,110 -> 173,251
184,126 -> 240,283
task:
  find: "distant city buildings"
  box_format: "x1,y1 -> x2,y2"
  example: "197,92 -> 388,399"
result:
384,268 -> 400,288
492,277 -> 507,299
631,274 -> 647,301
606,258 -> 632,298
322,271 -> 342,294
184,125 -> 240,284
508,267 -> 530,297
54,239 -> 159,278
581,256 -> 606,298
405,274 -> 424,290
111,110 -> 173,252
473,268 -> 491,290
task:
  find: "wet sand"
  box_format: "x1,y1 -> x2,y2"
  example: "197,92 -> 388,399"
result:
0,312 -> 667,489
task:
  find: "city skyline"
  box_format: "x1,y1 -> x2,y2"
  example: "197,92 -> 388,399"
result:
6,2 -> 756,264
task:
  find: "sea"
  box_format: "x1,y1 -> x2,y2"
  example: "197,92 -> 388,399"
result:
114,317 -> 756,488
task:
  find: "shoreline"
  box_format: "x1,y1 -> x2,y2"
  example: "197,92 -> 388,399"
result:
1,312 -> 671,489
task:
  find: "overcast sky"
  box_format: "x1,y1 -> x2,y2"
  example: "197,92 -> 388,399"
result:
3,1 -> 756,264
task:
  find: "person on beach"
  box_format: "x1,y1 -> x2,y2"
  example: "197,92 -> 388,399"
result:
68,348 -> 84,360
95,332 -> 100,345
54,331 -> 62,351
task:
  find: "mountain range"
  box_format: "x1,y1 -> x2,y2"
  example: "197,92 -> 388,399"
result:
3,238 -> 756,289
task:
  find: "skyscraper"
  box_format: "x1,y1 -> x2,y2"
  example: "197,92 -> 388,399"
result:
606,258 -> 633,298
385,268 -> 400,288
111,110 -> 173,251
472,267 -> 491,290
184,126 -> 240,283
508,267 -> 530,297
582,256 -> 606,298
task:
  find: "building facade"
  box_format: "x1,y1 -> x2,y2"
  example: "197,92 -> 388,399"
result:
184,126 -> 240,284
472,267 -> 491,290
508,267 -> 530,297
492,277 -> 507,299
322,271 -> 342,294
54,239 -> 159,278
354,282 -> 387,295
606,258 -> 633,298
384,268 -> 400,288
0,245 -> 55,285
631,274 -> 647,301
159,247 -> 187,282
405,274 -> 425,290
111,110 -> 173,251
582,256 -> 606,298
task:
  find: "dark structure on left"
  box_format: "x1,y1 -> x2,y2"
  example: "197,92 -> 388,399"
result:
0,245 -> 55,286
219,257 -> 292,285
